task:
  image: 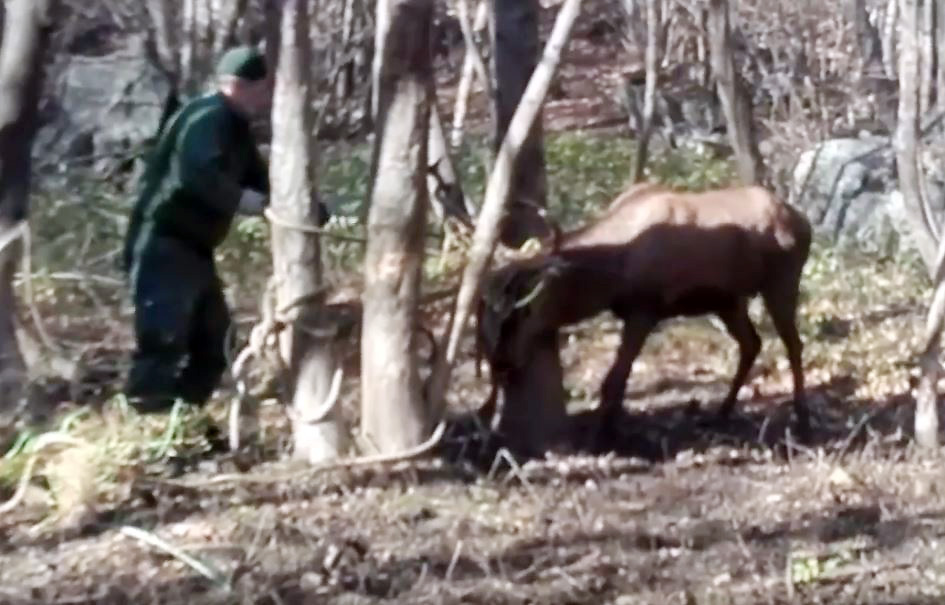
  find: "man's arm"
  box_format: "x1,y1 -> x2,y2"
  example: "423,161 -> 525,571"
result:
242,144 -> 270,196
175,110 -> 245,216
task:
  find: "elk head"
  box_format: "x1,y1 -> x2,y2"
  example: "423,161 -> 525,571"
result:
478,229 -> 565,373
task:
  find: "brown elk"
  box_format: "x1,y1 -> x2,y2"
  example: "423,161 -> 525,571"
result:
477,181 -> 813,441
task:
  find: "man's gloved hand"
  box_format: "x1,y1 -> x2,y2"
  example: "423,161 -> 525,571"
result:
237,189 -> 267,215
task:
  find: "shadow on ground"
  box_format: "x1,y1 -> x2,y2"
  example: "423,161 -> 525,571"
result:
438,372 -> 918,470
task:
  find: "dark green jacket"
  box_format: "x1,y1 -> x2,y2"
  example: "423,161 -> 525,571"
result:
122,92 -> 268,270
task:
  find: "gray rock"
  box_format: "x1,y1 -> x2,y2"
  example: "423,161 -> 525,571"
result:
35,36 -> 172,175
790,135 -> 944,263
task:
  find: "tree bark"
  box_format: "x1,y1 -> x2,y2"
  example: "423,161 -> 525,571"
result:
427,0 -> 583,453
0,0 -> 57,416
919,0 -> 935,115
936,0 -> 945,115
451,0 -> 490,149
896,0 -> 939,449
882,0 -> 899,78
490,0 -> 549,247
145,0 -> 179,86
707,0 -> 765,186
361,0 -> 434,454
850,0 -> 883,68
495,330 -> 568,456
269,0 -> 347,463
630,0 -> 660,183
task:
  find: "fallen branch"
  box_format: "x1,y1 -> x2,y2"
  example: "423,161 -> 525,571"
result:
119,525 -> 231,591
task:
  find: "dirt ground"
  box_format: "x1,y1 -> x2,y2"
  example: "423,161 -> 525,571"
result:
4,298 -> 945,605
3,3 -> 945,605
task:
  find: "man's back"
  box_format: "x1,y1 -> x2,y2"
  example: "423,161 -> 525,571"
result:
123,92 -> 268,268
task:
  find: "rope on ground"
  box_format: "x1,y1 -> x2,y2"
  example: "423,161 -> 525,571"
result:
164,419 -> 448,488
0,221 -> 61,357
0,432 -> 90,514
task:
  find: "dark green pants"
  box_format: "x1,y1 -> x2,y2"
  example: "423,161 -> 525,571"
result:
125,235 -> 231,413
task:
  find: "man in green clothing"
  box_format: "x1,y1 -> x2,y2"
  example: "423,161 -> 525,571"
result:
121,45 -> 273,413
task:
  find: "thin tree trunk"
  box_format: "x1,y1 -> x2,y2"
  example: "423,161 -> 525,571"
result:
851,0 -> 883,67
361,0 -> 434,454
919,0 -> 935,114
936,0 -> 945,114
491,0 -> 549,247
212,0 -> 249,57
269,0 -> 347,463
630,0 -> 660,183
369,0 -> 392,121
883,0 -> 899,78
451,0 -> 489,149
336,0 -> 357,100
145,0 -> 179,84
428,0 -> 583,451
707,0 -> 765,186
896,0 -> 939,449
0,0 -> 57,416
428,103 -> 474,226
918,236 -> 945,450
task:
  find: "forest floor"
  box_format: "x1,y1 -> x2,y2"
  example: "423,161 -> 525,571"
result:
3,4 -> 945,604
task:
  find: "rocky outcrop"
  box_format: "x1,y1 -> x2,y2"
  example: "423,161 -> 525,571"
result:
791,135 -> 945,265
34,36 -> 171,175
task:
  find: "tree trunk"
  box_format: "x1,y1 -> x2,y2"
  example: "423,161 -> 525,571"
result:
919,0 -> 935,114
495,330 -> 568,456
361,0 -> 434,454
0,0 -> 57,417
427,0 -> 583,454
851,0 -> 883,68
936,0 -> 945,115
896,0 -> 940,449
451,0 -> 489,149
211,0 -> 248,57
145,0 -> 179,86
491,0 -> 549,247
630,0 -> 660,183
707,0 -> 765,186
269,0 -> 347,463
883,0 -> 899,78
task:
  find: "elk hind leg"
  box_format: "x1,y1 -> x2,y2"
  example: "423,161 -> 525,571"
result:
716,299 -> 761,420
761,276 -> 809,436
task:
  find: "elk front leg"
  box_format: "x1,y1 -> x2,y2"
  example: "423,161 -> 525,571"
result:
599,314 -> 656,424
715,299 -> 761,420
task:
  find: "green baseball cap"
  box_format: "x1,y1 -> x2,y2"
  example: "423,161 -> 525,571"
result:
215,45 -> 268,81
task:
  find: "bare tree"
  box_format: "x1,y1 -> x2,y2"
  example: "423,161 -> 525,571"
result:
450,0 -> 490,149
707,0 -> 765,186
937,0 -> 945,114
145,0 -> 246,94
361,0 -> 435,453
882,0 -> 899,78
918,0 -> 935,114
490,0 -> 550,247
267,0 -> 347,463
896,0 -> 940,449
850,0 -> 883,68
0,0 -> 59,417
629,0 -> 661,183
